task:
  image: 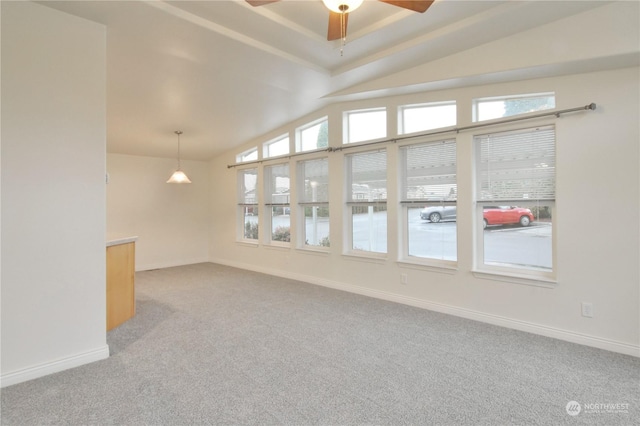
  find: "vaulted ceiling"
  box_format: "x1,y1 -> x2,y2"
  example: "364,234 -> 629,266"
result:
40,1 -> 607,160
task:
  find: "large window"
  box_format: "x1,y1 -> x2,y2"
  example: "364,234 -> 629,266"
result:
346,150 -> 387,254
399,101 -> 456,134
475,125 -> 555,278
298,158 -> 330,249
400,139 -> 457,263
263,134 -> 289,158
473,93 -> 555,122
264,163 -> 291,245
238,168 -> 258,241
296,117 -> 328,153
344,108 -> 386,144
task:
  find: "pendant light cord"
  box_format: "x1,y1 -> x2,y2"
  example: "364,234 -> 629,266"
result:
175,130 -> 183,170
340,5 -> 347,56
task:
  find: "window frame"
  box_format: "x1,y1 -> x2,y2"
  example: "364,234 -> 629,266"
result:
472,92 -> 556,123
343,107 -> 387,145
237,167 -> 259,243
263,134 -> 290,159
399,137 -> 458,269
398,101 -> 457,135
473,124 -> 557,285
297,157 -> 330,251
295,116 -> 329,153
344,148 -> 388,258
236,147 -> 258,164
263,162 -> 291,247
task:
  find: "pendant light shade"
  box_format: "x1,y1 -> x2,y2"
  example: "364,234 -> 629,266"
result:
167,169 -> 191,184
167,130 -> 192,184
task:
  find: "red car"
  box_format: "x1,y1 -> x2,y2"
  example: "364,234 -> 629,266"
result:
483,206 -> 534,229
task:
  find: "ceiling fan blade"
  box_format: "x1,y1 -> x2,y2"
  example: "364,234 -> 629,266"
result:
379,0 -> 434,13
327,11 -> 349,41
246,1 -> 280,6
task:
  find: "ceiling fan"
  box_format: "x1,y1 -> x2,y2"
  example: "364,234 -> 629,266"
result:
246,0 -> 434,41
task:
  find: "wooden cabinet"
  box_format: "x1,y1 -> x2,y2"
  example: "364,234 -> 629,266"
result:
106,240 -> 135,331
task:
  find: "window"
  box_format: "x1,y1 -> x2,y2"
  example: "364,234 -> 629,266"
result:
298,158 -> 330,248
264,163 -> 291,245
238,168 -> 259,241
344,108 -> 386,144
236,147 -> 258,163
475,125 -> 555,278
263,135 -> 289,158
296,117 -> 328,153
473,92 -> 555,122
400,139 -> 457,263
346,150 -> 387,254
399,102 -> 456,134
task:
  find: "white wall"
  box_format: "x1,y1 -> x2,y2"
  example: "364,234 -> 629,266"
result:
1,2 -> 108,386
210,66 -> 639,356
209,2 -> 639,356
107,154 -> 211,271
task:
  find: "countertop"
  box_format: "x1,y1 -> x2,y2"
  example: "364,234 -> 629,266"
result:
106,236 -> 138,247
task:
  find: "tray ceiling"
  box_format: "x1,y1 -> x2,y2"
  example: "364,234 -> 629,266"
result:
38,1 -> 608,160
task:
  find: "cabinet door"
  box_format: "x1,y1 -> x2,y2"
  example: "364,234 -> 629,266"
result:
106,242 -> 135,330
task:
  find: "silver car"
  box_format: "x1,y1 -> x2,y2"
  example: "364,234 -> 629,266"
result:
420,206 -> 457,223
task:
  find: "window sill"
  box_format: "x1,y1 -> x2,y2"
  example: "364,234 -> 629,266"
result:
472,269 -> 557,288
236,240 -> 259,248
264,244 -> 291,251
342,252 -> 387,264
297,247 -> 330,257
397,259 -> 457,275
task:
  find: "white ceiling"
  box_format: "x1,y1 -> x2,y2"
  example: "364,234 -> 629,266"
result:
39,0 -> 606,160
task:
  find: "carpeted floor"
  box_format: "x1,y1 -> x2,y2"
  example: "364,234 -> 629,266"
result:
1,262 -> 638,425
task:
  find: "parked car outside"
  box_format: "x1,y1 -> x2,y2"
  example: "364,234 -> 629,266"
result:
420,205 -> 534,228
482,206 -> 534,228
420,206 -> 457,223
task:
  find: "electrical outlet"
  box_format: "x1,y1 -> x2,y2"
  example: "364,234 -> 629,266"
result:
400,273 -> 408,285
581,302 -> 594,318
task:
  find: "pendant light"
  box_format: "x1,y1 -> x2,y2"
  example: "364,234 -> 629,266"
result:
167,130 -> 192,184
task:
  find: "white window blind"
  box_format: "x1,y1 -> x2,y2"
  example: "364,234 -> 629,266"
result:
299,158 -> 329,203
401,140 -> 457,204
264,164 -> 290,206
238,168 -> 258,205
347,150 -> 387,202
476,126 -> 555,203
299,158 -> 330,248
238,168 -> 259,241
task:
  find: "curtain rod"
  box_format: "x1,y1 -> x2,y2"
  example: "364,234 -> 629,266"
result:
227,147 -> 332,169
228,103 -> 596,167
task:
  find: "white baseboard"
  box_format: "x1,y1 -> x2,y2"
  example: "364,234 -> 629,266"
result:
136,257 -> 209,272
211,258 -> 640,358
1,345 -> 110,388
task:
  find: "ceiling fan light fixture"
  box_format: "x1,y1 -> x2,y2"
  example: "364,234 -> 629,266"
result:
322,0 -> 363,14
